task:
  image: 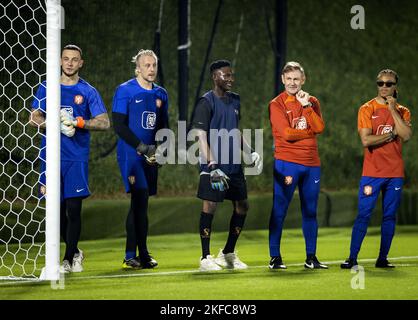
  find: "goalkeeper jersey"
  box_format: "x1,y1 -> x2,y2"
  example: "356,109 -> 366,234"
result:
32,78 -> 107,162
112,78 -> 169,160
358,98 -> 411,178
191,90 -> 242,175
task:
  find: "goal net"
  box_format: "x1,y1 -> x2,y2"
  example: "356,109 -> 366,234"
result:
0,0 -> 61,281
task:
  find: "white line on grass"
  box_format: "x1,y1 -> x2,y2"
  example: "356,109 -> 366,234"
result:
61,255 -> 418,280
1,255 -> 418,286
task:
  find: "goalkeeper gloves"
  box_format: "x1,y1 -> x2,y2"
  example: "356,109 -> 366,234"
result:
60,109 -> 85,128
136,142 -> 157,165
59,109 -> 76,137
60,122 -> 75,137
250,152 -> 263,172
209,164 -> 230,191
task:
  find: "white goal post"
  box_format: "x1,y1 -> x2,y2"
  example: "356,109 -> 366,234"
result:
0,0 -> 62,281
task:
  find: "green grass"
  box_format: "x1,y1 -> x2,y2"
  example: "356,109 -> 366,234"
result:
1,226 -> 418,300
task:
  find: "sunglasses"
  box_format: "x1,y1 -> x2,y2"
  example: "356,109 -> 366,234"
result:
377,81 -> 397,88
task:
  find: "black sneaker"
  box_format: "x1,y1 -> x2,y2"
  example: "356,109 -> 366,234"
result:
269,256 -> 287,269
122,258 -> 141,270
304,255 -> 328,269
340,258 -> 358,269
375,258 -> 395,268
139,255 -> 158,269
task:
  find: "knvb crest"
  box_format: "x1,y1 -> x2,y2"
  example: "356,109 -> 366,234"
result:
377,125 -> 393,135
74,95 -> 84,105
142,111 -> 156,129
292,116 -> 307,130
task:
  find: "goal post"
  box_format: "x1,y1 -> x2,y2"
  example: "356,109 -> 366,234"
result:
40,0 -> 61,281
0,0 -> 62,281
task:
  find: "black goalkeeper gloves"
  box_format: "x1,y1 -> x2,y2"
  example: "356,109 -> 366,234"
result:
208,163 -> 230,191
136,142 -> 157,165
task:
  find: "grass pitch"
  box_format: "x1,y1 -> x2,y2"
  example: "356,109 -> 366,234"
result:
1,226 -> 418,300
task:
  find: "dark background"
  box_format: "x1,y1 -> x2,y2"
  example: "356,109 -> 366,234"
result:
2,0 -> 417,198
61,0 -> 418,196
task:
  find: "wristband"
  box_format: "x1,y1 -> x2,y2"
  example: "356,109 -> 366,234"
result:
208,161 -> 218,171
75,116 -> 85,128
302,102 -> 312,109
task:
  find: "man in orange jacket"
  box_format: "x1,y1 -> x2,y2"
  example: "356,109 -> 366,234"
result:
268,61 -> 327,270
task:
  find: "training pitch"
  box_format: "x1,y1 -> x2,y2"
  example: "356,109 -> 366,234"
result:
1,226 -> 417,300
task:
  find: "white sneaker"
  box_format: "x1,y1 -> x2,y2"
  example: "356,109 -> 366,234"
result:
60,260 -> 72,273
215,249 -> 248,270
199,255 -> 222,272
72,249 -> 84,273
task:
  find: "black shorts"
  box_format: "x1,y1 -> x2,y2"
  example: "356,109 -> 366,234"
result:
197,169 -> 248,202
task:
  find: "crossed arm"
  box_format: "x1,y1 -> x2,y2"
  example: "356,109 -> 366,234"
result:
359,101 -> 412,148
359,121 -> 411,148
269,100 -> 324,142
358,128 -> 394,147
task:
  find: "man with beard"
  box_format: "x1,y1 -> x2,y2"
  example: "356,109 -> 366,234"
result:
30,44 -> 110,273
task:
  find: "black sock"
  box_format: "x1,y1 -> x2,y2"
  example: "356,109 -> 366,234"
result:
125,203 -> 136,258
223,212 -> 247,254
63,197 -> 82,263
200,212 -> 214,258
131,188 -> 150,259
60,201 -> 67,244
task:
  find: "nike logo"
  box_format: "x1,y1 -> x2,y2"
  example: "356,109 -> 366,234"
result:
305,262 -> 314,269
372,115 -> 379,119
315,179 -> 320,184
76,189 -> 85,193
135,99 -> 143,103
395,187 -> 401,191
